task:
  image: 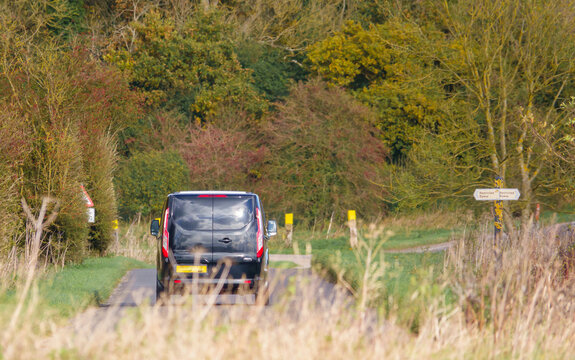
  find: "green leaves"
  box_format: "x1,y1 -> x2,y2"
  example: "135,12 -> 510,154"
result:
115,150 -> 190,219
106,10 -> 267,123
263,79 -> 388,222
307,20 -> 447,161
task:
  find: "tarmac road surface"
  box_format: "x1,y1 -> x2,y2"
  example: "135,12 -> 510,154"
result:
70,255 -> 350,332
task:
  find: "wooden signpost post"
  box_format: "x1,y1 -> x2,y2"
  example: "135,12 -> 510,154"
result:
474,177 -> 520,244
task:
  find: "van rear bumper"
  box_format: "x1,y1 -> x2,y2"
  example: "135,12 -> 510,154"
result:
174,277 -> 256,285
168,276 -> 261,293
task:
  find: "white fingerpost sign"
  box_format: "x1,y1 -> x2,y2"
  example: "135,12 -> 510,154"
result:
474,181 -> 520,245
473,188 -> 520,201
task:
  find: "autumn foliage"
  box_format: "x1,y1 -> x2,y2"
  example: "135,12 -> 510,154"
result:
2,0 -> 575,262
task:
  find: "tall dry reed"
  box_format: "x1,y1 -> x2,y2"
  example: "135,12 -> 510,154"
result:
108,218 -> 156,263
440,221 -> 575,358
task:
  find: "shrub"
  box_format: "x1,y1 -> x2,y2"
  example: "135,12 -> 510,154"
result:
179,122 -> 266,192
0,106 -> 31,250
105,10 -> 268,122
115,150 -> 190,219
262,79 -> 388,224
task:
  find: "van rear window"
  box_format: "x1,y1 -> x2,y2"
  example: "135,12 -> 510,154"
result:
171,195 -> 254,231
213,197 -> 254,230
172,196 -> 212,230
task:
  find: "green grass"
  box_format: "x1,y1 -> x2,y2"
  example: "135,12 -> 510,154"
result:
1,256 -> 151,318
270,227 -> 457,254
269,261 -> 299,269
269,226 -> 449,324
540,207 -> 575,225
313,246 -> 444,298
384,228 -> 457,249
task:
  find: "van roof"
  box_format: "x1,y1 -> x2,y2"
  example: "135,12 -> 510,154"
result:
171,191 -> 252,196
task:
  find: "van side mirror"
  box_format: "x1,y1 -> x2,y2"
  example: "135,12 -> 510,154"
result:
150,218 -> 160,236
267,220 -> 277,237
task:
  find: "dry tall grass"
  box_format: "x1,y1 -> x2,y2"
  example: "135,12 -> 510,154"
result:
108,218 -> 156,264
1,222 -> 575,359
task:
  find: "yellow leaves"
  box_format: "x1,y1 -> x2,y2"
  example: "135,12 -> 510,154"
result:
103,50 -> 134,71
133,10 -> 175,43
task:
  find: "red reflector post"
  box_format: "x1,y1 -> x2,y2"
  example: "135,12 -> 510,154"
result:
174,280 -> 181,284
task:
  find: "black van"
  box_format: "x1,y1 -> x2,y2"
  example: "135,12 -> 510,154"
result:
150,191 -> 277,303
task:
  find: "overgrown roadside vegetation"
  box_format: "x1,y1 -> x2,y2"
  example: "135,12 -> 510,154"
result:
3,0 -> 575,270
268,209 -> 469,296
1,222 -> 575,359
0,256 -> 149,321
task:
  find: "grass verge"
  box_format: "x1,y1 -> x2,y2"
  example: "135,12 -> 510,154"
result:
1,256 -> 151,318
270,225 -> 449,328
314,246 -> 445,302
269,261 -> 299,269
270,228 -> 458,255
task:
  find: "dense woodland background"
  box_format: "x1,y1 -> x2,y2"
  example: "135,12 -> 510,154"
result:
2,0 -> 575,263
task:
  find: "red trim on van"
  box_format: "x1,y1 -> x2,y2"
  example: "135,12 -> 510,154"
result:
162,207 -> 170,258
256,208 -> 263,258
198,194 -> 228,198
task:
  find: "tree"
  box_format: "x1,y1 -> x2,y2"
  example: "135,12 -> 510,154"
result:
430,0 -> 575,228
262,79 -> 388,223
226,0 -> 352,52
306,20 -> 447,161
0,0 -> 141,258
235,40 -> 308,102
179,121 -> 266,191
115,150 -> 190,218
104,10 -> 268,123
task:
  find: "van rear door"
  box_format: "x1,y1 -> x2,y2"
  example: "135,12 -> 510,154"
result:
212,195 -> 257,266
170,194 -> 258,279
171,195 -> 213,265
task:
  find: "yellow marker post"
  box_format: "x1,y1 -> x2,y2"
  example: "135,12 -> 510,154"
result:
348,210 -> 358,248
347,210 -> 356,221
112,219 -> 119,249
285,213 -> 294,247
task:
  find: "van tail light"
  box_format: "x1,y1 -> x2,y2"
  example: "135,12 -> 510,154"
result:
256,208 -> 263,258
162,207 -> 170,258
198,194 -> 227,198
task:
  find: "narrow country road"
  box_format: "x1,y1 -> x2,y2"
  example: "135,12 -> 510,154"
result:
73,223 -> 575,331
70,255 -> 350,332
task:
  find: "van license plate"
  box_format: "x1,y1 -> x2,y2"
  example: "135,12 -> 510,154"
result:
176,265 -> 207,273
